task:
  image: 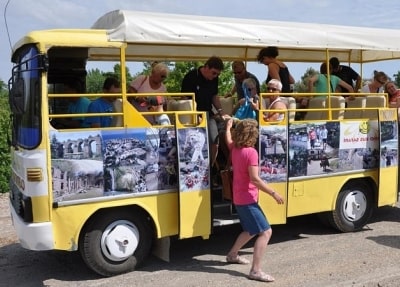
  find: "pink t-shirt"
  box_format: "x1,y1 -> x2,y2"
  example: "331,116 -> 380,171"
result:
229,143 -> 259,205
130,75 -> 167,93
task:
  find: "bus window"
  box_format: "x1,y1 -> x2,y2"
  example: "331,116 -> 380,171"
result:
9,45 -> 43,149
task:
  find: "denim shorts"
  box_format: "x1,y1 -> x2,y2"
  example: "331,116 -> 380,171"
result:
235,203 -> 271,236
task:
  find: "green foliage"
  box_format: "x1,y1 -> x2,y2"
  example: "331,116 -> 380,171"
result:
294,67 -> 318,92
86,68 -> 105,94
86,65 -> 134,93
0,82 -> 10,193
122,60 -> 234,94
164,61 -> 233,94
164,61 -> 199,92
393,71 -> 400,87
218,62 -> 235,95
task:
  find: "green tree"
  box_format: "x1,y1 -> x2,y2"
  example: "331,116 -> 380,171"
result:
86,68 -> 105,94
86,64 -> 133,93
164,61 -> 233,94
294,67 -> 318,92
0,80 -> 10,193
0,79 -> 7,97
165,61 -> 199,92
393,71 -> 400,87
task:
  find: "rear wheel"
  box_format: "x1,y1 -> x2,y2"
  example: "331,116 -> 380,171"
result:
330,182 -> 374,232
79,209 -> 152,277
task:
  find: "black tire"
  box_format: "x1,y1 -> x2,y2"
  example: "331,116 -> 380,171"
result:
79,209 -> 152,277
330,182 -> 374,232
316,211 -> 331,228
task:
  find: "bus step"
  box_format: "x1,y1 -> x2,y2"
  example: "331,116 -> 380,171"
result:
213,202 -> 236,216
213,216 -> 240,227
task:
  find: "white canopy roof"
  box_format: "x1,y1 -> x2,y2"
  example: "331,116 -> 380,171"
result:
92,10 -> 400,64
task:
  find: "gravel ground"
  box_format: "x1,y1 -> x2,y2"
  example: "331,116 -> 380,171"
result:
1,192 -> 400,287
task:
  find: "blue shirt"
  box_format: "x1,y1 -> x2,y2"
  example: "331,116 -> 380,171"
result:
85,98 -> 113,127
68,97 -> 90,123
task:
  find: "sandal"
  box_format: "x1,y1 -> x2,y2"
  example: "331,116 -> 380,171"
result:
226,254 -> 250,264
248,271 -> 275,282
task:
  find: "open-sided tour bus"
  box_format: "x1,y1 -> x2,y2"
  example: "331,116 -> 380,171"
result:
8,10 -> 400,276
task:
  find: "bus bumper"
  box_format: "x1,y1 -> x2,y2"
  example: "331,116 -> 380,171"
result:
10,202 -> 54,250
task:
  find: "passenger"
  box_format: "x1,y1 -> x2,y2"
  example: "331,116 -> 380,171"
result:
85,77 -> 120,128
257,46 -> 295,93
128,62 -> 169,112
181,56 -> 227,168
51,80 -> 90,129
308,62 -> 354,96
147,95 -> 171,125
329,57 -> 362,93
308,127 -> 317,150
232,78 -> 259,120
385,81 -> 400,107
263,79 -> 287,122
360,70 -> 388,94
225,61 -> 260,101
225,118 -> 284,283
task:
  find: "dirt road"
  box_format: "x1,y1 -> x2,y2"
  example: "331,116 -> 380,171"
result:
1,192 -> 400,287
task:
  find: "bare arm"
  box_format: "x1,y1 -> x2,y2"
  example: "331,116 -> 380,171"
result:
354,75 -> 362,93
308,74 -> 318,92
248,165 -> 284,204
339,79 -> 354,94
250,97 -> 259,111
225,85 -> 237,98
232,98 -> 245,114
213,95 -> 230,119
225,119 -> 233,147
264,101 -> 287,122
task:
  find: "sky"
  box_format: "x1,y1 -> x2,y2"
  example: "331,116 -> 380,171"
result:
2,0 -> 400,85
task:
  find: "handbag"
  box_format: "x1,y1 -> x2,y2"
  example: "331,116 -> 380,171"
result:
220,154 -> 233,200
233,84 -> 256,120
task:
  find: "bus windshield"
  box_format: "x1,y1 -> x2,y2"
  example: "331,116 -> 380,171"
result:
9,45 -> 44,149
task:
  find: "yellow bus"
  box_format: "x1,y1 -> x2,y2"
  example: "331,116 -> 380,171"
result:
8,10 -> 399,276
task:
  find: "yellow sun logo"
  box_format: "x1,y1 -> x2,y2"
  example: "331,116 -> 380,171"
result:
359,121 -> 369,134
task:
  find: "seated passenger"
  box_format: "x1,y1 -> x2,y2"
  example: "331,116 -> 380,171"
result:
263,79 -> 287,122
232,78 -> 259,120
361,70 -> 388,94
385,81 -> 400,107
85,77 -> 120,128
128,62 -> 169,113
51,80 -> 90,129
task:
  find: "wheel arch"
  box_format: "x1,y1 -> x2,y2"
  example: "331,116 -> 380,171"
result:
78,204 -> 158,248
340,177 -> 378,207
330,176 -> 377,232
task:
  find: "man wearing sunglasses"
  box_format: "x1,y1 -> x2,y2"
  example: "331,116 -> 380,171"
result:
225,61 -> 260,101
181,56 -> 227,168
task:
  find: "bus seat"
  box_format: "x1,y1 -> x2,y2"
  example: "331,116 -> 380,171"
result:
330,96 -> 345,120
280,96 -> 296,122
262,97 -> 270,109
362,95 -> 386,119
219,97 -> 234,116
344,97 -> 366,119
304,97 -> 327,120
167,99 -> 194,124
111,99 -> 123,127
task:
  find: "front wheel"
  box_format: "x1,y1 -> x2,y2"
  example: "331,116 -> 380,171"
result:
330,182 -> 374,232
79,209 -> 152,277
